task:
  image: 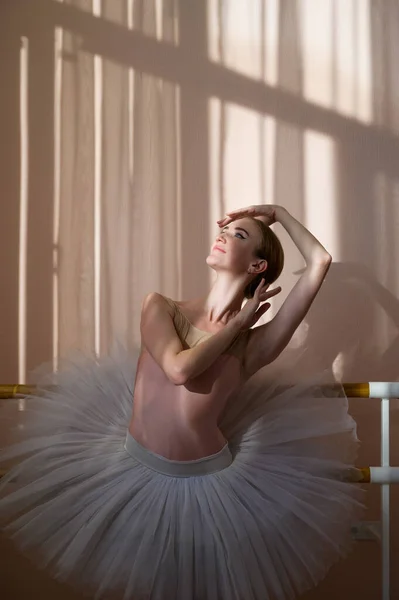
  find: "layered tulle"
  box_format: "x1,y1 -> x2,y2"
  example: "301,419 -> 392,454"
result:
0,347 -> 364,600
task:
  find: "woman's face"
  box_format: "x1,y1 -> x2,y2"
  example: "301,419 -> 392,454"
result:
206,217 -> 263,275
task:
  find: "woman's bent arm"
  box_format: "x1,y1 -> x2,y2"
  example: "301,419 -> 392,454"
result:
244,209 -> 332,377
275,207 -> 331,265
141,293 -> 241,385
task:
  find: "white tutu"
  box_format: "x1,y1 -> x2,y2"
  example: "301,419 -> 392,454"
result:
0,347 -> 364,600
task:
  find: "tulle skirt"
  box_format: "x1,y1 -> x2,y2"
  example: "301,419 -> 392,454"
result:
0,347 -> 364,600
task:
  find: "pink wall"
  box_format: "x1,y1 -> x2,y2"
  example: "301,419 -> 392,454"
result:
1,1 -> 398,598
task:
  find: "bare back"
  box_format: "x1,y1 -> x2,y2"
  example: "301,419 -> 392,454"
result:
129,297 -> 249,460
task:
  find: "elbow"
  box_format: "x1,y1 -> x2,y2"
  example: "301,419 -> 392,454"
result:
167,366 -> 188,386
162,353 -> 189,386
309,252 -> 332,270
319,251 -> 332,265
321,253 -> 332,275
170,374 -> 188,386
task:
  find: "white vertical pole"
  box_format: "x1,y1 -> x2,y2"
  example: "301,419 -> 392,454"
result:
381,397 -> 390,600
18,36 -> 29,393
93,0 -> 102,357
53,26 -> 63,372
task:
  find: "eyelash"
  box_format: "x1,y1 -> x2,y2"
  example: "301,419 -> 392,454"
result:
221,229 -> 245,240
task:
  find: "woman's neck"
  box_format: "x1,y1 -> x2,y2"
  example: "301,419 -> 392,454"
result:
195,276 -> 247,325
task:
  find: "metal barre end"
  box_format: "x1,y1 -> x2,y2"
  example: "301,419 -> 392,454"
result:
0,384 -> 37,399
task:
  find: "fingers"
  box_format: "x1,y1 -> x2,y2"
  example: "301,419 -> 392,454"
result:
227,207 -> 255,218
263,285 -> 282,299
254,302 -> 271,323
256,282 -> 276,307
255,283 -> 281,306
217,217 -> 233,227
217,207 -> 255,226
254,278 -> 266,299
260,302 -> 271,313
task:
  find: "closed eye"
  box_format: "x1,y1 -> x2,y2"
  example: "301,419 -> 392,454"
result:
221,226 -> 248,239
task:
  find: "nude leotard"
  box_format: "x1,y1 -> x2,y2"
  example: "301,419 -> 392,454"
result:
162,296 -> 249,366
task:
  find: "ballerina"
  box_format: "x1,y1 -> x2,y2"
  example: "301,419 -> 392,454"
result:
0,204 -> 363,600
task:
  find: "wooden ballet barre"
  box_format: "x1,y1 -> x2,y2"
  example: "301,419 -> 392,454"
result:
343,382 -> 399,398
0,384 -> 37,399
1,382 -> 399,400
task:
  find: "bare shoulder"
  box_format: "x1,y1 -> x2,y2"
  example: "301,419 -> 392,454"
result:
139,293 -> 185,385
142,292 -> 174,315
142,291 -> 163,306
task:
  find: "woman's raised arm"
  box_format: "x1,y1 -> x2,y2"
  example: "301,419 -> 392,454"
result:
218,206 -> 332,377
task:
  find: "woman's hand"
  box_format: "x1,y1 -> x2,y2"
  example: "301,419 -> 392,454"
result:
233,279 -> 282,331
217,205 -> 284,228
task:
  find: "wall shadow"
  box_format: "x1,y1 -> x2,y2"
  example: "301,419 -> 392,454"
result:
0,1 -> 398,598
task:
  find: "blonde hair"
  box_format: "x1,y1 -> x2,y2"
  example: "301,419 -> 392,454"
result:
244,219 -> 284,299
